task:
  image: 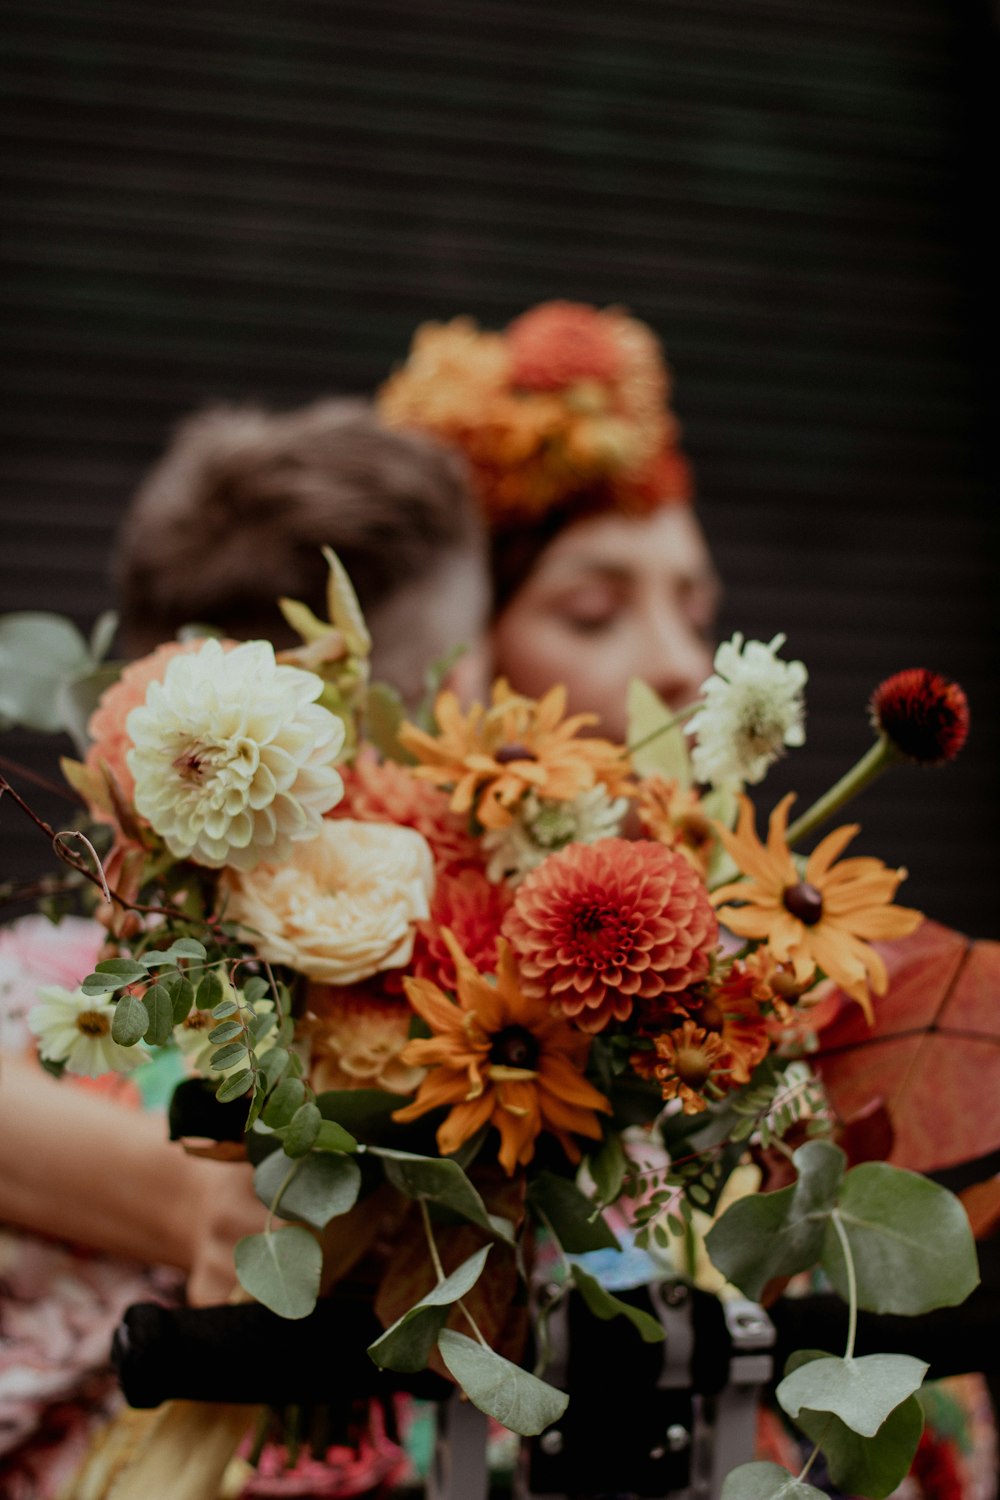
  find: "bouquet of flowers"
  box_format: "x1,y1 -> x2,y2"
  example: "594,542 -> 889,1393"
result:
0,552 -> 981,1500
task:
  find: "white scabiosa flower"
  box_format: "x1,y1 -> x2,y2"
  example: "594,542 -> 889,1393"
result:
126,639 -> 345,871
27,985 -> 147,1076
688,632 -> 807,789
483,787 -> 629,885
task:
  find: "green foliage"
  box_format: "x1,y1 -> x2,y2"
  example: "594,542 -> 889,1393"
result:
216,1068 -> 255,1103
368,1247 -> 491,1374
370,1147 -> 512,1241
783,1351 -> 924,1499
263,1078 -> 307,1128
111,992 -> 149,1047
571,1265 -> 664,1344
142,982 -> 174,1046
83,958 -> 147,993
626,678 -> 692,784
316,1088 -> 405,1137
254,1149 -> 361,1229
587,1132 -> 628,1206
234,1226 -> 322,1319
527,1171 -> 619,1253
0,612 -> 104,735
825,1163 -> 979,1316
777,1352 -> 927,1438
282,1102 -> 322,1158
720,1462 -> 828,1499
437,1330 -> 569,1437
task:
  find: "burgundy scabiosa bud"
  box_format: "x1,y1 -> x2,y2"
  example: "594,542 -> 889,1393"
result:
870,669 -> 969,765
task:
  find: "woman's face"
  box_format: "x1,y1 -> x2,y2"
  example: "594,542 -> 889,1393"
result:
491,505 -> 720,743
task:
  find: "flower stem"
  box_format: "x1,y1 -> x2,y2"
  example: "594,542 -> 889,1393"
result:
626,701 -> 698,758
418,1197 -> 446,1283
785,736 -> 901,848
831,1209 -> 858,1360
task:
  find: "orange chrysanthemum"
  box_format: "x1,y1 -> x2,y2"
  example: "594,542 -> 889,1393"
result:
376,304 -> 691,526
503,838 -> 719,1034
652,1021 -> 731,1114
412,868 -> 512,990
636,774 -> 715,877
330,747 -> 480,873
398,679 -> 630,832
394,929 -> 610,1175
711,794 -> 923,1022
698,962 -> 772,1085
302,982 -> 423,1096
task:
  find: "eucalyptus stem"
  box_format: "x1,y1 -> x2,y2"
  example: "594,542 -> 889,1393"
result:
796,1439 -> 824,1486
626,701 -> 699,758
267,1160 -> 301,1232
831,1209 -> 858,1360
785,736 -> 901,848
418,1196 -> 446,1282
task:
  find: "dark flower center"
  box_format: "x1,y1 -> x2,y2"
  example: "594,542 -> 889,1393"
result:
567,902 -> 633,971
77,1010 -> 110,1038
489,1025 -> 539,1070
494,743 -> 537,765
782,881 -> 824,926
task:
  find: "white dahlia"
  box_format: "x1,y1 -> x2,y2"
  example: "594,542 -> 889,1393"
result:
126,639 -> 345,870
688,633 -> 807,789
27,985 -> 147,1077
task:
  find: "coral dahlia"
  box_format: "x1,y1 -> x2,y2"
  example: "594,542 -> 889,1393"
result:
331,747 -> 480,873
503,838 -> 719,1034
412,867 -> 512,990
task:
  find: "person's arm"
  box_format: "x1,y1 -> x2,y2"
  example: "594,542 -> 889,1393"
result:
0,1050 -> 265,1303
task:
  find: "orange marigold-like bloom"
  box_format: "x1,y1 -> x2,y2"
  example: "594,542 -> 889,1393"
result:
652,1021 -> 731,1114
412,867 -> 512,990
394,929 -> 610,1175
502,838 -> 719,1034
303,982 -> 423,1096
699,962 -> 772,1085
398,679 -> 630,832
330,747 -> 480,873
636,774 -> 715,877
711,794 -> 923,1023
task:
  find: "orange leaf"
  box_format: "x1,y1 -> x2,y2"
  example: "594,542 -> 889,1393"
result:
814,920 -> 1000,1173
959,1178 -> 1000,1240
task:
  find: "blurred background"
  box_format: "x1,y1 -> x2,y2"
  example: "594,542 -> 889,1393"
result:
1,0 -> 996,933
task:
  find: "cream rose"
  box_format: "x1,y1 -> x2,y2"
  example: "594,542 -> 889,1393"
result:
222,819 -> 434,984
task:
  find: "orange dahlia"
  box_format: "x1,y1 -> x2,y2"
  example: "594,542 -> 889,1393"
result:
652,1021 -> 731,1114
398,679 -> 630,832
711,794 -> 923,1022
330,747 -> 480,873
412,867 -> 512,990
302,982 -> 423,1096
394,929 -> 610,1174
502,838 -> 719,1034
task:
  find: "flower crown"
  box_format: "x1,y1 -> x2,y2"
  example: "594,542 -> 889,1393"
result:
376,300 -> 694,529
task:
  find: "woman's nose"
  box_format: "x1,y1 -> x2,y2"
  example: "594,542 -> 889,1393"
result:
642,605 -> 713,712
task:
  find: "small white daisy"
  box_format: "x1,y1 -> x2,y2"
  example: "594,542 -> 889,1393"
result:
27,985 -> 147,1077
484,787 -> 628,885
688,632 -> 807,789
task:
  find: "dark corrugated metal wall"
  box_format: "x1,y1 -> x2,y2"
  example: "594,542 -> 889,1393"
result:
1,0 -> 996,932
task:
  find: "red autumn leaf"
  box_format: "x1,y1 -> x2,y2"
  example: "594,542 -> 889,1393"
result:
958,1178 -> 1000,1241
813,919 -> 1000,1174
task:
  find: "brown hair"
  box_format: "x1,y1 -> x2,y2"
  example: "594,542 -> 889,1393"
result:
114,399 -> 488,682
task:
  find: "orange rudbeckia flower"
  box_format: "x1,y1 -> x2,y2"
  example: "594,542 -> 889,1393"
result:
398,679 -> 630,831
393,928 -> 611,1174
711,794 -> 922,1022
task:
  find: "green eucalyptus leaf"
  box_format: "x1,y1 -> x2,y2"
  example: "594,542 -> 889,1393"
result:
88,609 -> 119,663
527,1172 -> 619,1253
720,1462 -> 828,1499
571,1265 -> 664,1343
824,1166 -> 979,1316
0,612 -> 93,732
368,1247 -> 491,1373
262,1080 -> 305,1128
216,1068 -> 255,1104
58,663 -> 124,756
588,1133 -> 627,1206
111,992 -> 149,1047
705,1141 -> 845,1300
83,958 -> 147,993
254,1148 -> 362,1229
314,1119 -> 359,1154
283,1102 -> 322,1158
317,1088 -> 403,1136
234,1226 -> 321,1319
784,1351 -> 923,1500
143,982 -> 174,1046
260,1048 -> 292,1093
437,1329 -> 569,1437
370,1147 -> 511,1241
777,1352 -> 927,1438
